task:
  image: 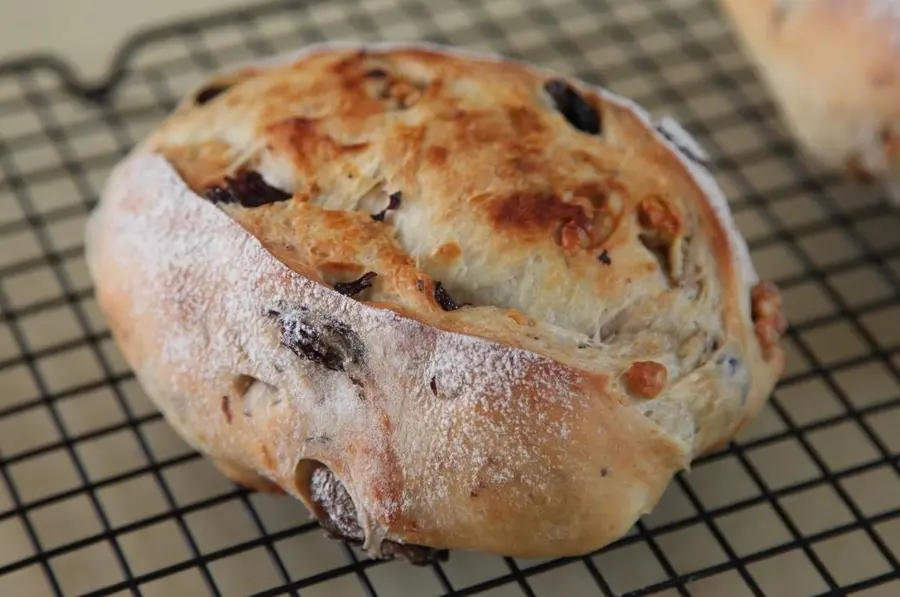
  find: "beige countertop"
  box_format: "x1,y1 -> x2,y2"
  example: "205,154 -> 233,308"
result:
0,0 -> 255,78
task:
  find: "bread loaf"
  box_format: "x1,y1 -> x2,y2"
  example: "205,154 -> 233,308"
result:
84,42 -> 786,562
717,0 -> 900,200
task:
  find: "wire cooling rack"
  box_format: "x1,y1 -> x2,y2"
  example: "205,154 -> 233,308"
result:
0,0 -> 899,596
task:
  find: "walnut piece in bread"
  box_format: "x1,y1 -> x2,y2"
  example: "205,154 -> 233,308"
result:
84,42 -> 786,562
717,0 -> 900,201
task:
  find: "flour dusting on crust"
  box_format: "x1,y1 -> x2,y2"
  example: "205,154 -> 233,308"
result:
87,151 -> 614,555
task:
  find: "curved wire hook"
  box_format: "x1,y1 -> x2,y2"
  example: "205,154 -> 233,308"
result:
0,0 -> 306,105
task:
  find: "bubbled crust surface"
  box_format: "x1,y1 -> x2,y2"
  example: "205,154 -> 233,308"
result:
717,0 -> 900,182
85,42 -> 786,559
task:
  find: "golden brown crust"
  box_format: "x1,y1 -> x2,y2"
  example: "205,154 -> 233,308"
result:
85,42 -> 785,560
717,0 -> 900,189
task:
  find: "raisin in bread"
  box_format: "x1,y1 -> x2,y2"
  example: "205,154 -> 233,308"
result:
718,0 -> 900,201
84,42 -> 786,561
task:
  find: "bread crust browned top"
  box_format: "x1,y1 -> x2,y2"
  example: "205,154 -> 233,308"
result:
85,42 -> 786,561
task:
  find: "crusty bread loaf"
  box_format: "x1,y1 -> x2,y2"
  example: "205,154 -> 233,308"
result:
84,42 -> 786,562
717,0 -> 900,199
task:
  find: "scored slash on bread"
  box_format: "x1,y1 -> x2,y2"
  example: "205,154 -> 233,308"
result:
84,42 -> 786,562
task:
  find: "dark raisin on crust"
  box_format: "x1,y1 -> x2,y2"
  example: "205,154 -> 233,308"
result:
205,170 -> 292,207
195,84 -> 229,105
311,466 -> 364,538
348,375 -> 367,401
429,377 -> 438,395
598,249 -> 612,265
333,271 -> 377,297
434,282 -> 461,311
270,309 -> 365,372
320,527 -> 449,565
205,186 -> 233,204
543,79 -> 601,135
372,191 -> 402,221
220,395 -> 232,424
227,171 -> 292,207
363,68 -> 388,78
379,542 -> 450,566
349,376 -> 365,389
311,465 -> 448,566
716,352 -> 742,377
416,279 -> 425,292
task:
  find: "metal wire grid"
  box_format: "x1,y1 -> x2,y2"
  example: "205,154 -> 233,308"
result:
0,0 -> 898,595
